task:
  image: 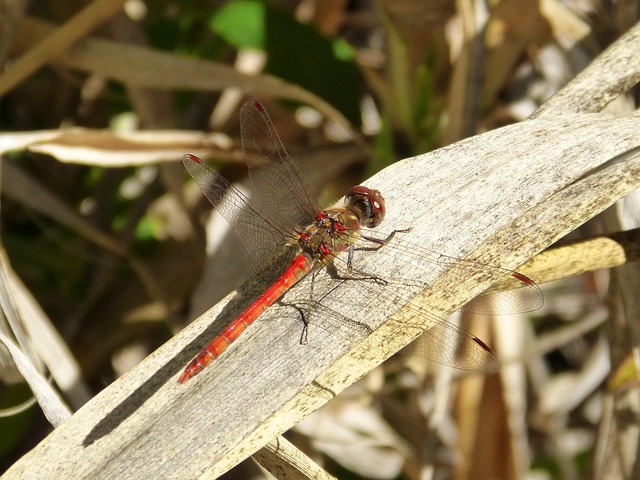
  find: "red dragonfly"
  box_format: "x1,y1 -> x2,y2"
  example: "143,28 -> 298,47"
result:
179,100 -> 542,383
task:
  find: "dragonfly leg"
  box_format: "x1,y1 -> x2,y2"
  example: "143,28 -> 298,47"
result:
281,268 -> 375,347
330,254 -> 388,286
357,227 -> 412,252
312,281 -> 374,336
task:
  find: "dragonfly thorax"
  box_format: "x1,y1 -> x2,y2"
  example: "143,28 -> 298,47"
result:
297,209 -> 361,261
296,186 -> 385,262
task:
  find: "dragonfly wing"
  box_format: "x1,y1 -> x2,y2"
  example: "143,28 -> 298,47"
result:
183,154 -> 292,273
240,101 -> 319,228
356,230 -> 543,315
304,271 -> 500,373
407,321 -> 501,373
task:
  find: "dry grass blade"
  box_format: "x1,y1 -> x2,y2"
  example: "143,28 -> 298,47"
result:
4,110 -> 640,478
0,246 -> 92,409
488,228 -> 640,293
253,436 -> 337,480
0,0 -> 127,97
531,20 -> 640,117
2,160 -> 125,255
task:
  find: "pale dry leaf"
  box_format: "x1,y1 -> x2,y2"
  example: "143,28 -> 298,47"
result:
4,249 -> 91,408
0,129 -> 234,167
297,403 -> 408,479
0,332 -> 71,427
535,336 -> 610,419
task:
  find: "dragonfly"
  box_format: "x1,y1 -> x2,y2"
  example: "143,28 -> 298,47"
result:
179,100 -> 542,383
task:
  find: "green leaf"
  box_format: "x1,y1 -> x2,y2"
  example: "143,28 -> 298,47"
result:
264,6 -> 363,124
209,0 -> 363,124
209,0 -> 266,49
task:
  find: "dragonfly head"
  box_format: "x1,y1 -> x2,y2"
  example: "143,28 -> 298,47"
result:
345,186 -> 385,228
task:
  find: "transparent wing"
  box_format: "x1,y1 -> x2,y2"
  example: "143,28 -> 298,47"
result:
302,267 -> 501,373
291,229 -> 543,372
183,154 -> 293,273
353,230 -> 543,315
240,101 -> 319,228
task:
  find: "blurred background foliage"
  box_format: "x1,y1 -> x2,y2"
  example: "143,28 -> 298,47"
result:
0,0 -> 638,478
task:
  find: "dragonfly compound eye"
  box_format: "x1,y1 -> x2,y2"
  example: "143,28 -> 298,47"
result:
346,186 -> 386,228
